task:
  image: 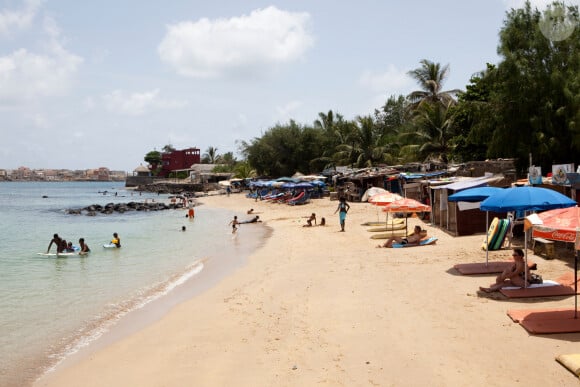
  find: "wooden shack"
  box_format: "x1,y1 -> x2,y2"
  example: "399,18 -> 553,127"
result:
430,175 -> 505,236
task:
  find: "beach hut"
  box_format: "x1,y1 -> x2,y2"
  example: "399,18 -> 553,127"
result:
430,175 -> 505,236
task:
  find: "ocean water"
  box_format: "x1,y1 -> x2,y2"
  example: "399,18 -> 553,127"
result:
0,181 -> 267,386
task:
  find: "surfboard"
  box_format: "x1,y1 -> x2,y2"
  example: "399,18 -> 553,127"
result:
103,243 -> 119,249
482,217 -> 500,251
392,237 -> 438,248
361,219 -> 404,226
370,230 -> 411,239
367,223 -> 406,232
492,219 -> 510,250
37,252 -> 78,257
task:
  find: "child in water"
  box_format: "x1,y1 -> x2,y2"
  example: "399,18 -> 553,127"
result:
111,233 -> 121,248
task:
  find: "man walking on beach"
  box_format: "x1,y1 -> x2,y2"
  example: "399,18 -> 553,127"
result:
334,197 -> 350,232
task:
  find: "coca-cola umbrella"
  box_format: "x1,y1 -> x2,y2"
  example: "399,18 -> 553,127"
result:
382,198 -> 431,234
531,206 -> 580,318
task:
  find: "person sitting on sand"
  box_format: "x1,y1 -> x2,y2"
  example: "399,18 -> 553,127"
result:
480,248 -> 530,293
303,213 -> 316,227
319,217 -> 326,226
243,215 -> 261,223
247,208 -> 254,214
378,225 -> 426,248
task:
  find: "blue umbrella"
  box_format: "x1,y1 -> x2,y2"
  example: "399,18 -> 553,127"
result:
448,186 -> 504,266
294,182 -> 314,189
281,182 -> 296,189
480,186 -> 576,285
448,186 -> 503,202
480,186 -> 576,212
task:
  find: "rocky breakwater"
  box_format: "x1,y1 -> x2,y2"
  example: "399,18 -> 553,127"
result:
66,201 -> 183,216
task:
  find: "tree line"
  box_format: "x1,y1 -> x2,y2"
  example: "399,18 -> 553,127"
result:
148,2 -> 579,179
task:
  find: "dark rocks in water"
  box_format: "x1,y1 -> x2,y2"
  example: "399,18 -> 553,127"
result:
66,201 -> 181,216
42,195 -> 48,198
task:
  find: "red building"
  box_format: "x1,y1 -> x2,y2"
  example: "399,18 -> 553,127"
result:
160,147 -> 201,177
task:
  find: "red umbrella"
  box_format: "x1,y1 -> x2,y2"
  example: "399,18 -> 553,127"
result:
368,191 -> 404,225
532,206 -> 579,242
382,198 -> 432,233
382,198 -> 431,213
368,192 -> 403,206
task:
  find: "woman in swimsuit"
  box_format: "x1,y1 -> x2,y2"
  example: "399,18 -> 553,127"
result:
479,249 -> 529,292
378,225 -> 425,248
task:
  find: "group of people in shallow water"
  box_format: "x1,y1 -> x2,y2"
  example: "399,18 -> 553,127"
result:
47,232 -> 121,255
47,234 -> 91,255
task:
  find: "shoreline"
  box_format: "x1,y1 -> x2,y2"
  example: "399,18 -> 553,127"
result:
36,193 -> 580,386
25,201 -> 268,387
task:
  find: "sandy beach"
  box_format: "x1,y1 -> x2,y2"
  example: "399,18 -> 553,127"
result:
36,193 -> 580,386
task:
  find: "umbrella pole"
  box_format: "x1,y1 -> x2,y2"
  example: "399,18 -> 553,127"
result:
524,227 -> 528,288
575,249 -> 578,319
485,212 -> 489,266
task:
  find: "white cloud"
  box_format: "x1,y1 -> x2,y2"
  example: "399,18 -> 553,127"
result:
0,46 -> 82,103
0,0 -> 42,36
359,64 -> 413,95
158,6 -> 314,79
0,12 -> 82,104
102,89 -> 187,116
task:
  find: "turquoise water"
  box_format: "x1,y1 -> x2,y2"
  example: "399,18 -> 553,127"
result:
0,182 -> 266,386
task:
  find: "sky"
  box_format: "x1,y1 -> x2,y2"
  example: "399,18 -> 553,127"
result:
1,0 -> 578,172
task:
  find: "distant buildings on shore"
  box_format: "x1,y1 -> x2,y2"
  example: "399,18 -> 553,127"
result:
0,166 -> 126,182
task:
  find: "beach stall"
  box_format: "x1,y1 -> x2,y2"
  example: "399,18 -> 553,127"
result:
430,175 -> 505,236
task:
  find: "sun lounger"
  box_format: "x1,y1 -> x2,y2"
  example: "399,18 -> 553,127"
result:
392,237 -> 437,248
499,273 -> 579,298
453,260 -> 537,275
507,307 -> 580,334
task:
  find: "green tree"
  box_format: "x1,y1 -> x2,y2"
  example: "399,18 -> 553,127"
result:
162,144 -> 176,153
144,150 -> 161,174
202,146 -> 219,164
410,101 -> 456,163
233,161 -> 257,179
451,64 -> 497,162
407,59 -> 461,110
374,95 -> 409,164
485,1 -> 580,172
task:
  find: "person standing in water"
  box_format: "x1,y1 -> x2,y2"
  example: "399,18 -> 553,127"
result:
47,233 -> 65,253
79,238 -> 90,255
229,216 -> 239,234
334,197 -> 350,232
111,233 -> 121,248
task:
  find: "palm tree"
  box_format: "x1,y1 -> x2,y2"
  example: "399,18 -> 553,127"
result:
234,162 -> 257,179
202,146 -> 219,164
402,101 -> 456,163
407,59 -> 461,109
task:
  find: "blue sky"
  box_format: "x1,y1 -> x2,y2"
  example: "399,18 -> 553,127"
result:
1,0 -> 578,171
